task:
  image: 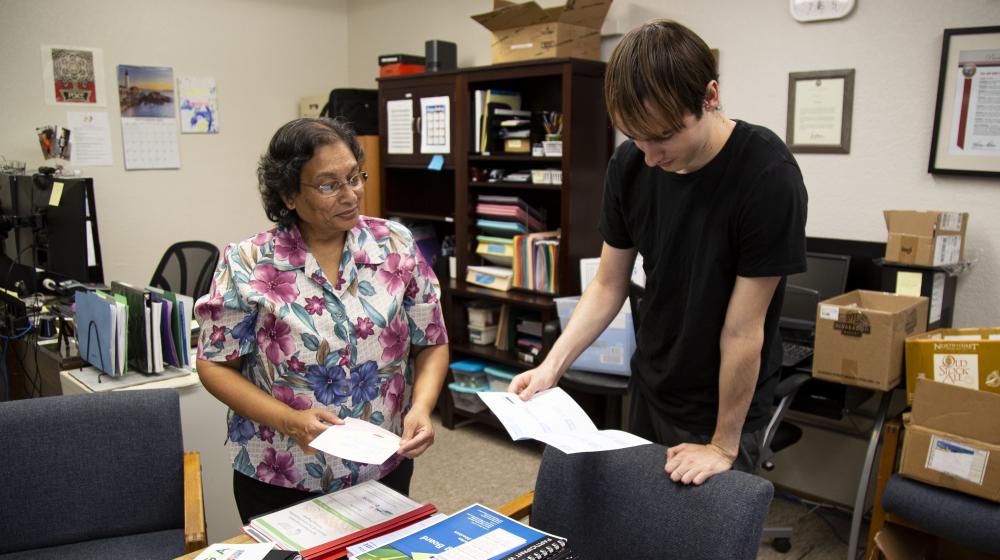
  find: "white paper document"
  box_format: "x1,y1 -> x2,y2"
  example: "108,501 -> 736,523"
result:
386,99 -> 414,154
192,543 -> 273,560
419,95 -> 450,154
67,111 -> 113,166
478,388 -> 650,454
309,417 -> 401,464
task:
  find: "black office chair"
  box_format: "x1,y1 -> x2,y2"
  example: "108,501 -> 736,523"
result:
627,281 -> 810,553
149,241 -> 220,299
524,443 -> 774,560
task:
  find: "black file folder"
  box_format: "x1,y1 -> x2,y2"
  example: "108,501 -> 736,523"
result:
110,281 -> 158,373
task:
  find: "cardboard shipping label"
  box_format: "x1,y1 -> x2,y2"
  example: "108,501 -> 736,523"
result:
819,305 -> 839,321
940,212 -> 964,231
934,353 -> 980,390
833,311 -> 871,337
925,435 -> 989,485
933,235 -> 962,266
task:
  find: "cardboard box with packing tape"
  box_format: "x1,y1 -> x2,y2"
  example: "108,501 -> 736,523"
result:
898,378 -> 1000,502
471,0 -> 612,64
812,290 -> 928,390
904,327 -> 1000,404
883,210 -> 968,267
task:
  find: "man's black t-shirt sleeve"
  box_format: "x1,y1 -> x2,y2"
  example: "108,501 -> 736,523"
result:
736,161 -> 808,278
599,145 -> 636,249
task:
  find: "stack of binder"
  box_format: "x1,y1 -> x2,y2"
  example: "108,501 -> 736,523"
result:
513,230 -> 560,295
76,281 -> 193,376
469,195 -> 547,293
473,89 -> 522,154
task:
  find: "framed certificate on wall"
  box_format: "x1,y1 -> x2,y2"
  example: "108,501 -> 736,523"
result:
786,68 -> 855,154
928,26 -> 1000,177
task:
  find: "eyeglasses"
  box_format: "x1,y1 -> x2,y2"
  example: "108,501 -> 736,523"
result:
301,171 -> 368,197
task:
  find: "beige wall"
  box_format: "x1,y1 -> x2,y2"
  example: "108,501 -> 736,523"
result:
345,0 -> 1000,328
0,0 -> 351,287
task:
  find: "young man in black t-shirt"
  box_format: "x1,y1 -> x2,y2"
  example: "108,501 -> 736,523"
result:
511,20 -> 808,485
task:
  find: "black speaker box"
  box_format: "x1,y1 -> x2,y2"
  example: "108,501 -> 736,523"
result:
425,40 -> 456,72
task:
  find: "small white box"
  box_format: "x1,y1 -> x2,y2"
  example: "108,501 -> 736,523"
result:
531,169 -> 551,184
467,305 -> 499,328
468,323 -> 498,345
542,140 -> 563,157
550,169 -> 562,184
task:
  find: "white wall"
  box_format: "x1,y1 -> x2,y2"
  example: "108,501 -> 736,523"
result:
0,0 -> 351,287
345,0 -> 1000,327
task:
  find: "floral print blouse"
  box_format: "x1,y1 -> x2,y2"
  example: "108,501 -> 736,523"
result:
195,216 -> 448,493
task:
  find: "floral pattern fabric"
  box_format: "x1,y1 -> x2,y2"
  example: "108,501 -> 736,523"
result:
195,216 -> 447,493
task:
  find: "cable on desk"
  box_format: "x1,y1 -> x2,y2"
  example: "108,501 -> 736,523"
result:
1,323 -> 33,401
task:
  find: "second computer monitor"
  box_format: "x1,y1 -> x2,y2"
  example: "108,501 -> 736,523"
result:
780,252 -> 851,330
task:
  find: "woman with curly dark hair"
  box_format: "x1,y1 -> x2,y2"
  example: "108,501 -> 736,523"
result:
194,117 -> 449,522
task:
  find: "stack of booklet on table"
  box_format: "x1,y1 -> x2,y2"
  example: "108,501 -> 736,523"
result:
244,480 -> 437,560
354,503 -> 573,560
243,480 -> 574,560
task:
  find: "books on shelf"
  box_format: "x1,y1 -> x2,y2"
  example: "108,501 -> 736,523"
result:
476,203 -> 544,232
477,219 -> 530,237
512,231 -> 560,295
355,503 -> 570,560
243,480 -> 437,560
476,235 -> 515,266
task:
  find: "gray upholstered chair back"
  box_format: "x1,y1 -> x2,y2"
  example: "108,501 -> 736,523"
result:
531,443 -> 774,560
0,390 -> 185,554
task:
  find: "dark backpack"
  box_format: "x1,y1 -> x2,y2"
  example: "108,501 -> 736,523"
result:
320,88 -> 378,135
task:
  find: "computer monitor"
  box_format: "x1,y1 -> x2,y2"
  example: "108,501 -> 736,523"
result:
780,252 -> 851,331
0,173 -> 103,294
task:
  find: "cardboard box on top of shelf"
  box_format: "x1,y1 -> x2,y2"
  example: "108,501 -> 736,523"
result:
471,0 -> 612,63
884,210 -> 968,267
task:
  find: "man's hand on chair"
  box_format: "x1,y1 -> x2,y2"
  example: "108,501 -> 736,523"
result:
664,442 -> 735,485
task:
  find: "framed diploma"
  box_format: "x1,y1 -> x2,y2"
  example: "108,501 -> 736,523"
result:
786,69 -> 855,154
929,26 -> 1000,177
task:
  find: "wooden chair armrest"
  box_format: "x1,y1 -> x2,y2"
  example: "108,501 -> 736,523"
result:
183,451 -> 208,552
497,491 -> 534,520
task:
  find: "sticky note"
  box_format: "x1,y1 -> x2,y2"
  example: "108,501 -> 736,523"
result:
895,271 -> 922,296
50,181 -> 64,207
427,154 -> 444,171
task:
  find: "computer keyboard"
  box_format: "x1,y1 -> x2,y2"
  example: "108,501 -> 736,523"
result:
782,341 -> 814,368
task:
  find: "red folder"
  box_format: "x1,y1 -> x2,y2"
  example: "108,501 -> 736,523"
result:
244,502 -> 438,560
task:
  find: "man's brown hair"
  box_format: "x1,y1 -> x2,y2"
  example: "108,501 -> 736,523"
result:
604,20 -> 718,139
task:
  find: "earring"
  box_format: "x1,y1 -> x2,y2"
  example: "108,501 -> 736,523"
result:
280,208 -> 290,217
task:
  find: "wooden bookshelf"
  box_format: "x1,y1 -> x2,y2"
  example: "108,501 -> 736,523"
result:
378,58 -> 613,429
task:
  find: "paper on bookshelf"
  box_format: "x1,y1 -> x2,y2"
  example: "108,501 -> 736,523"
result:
245,480 -> 425,552
309,417 -> 401,465
478,388 -> 650,454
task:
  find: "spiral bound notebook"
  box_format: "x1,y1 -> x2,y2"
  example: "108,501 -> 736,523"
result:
356,503 -> 569,560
